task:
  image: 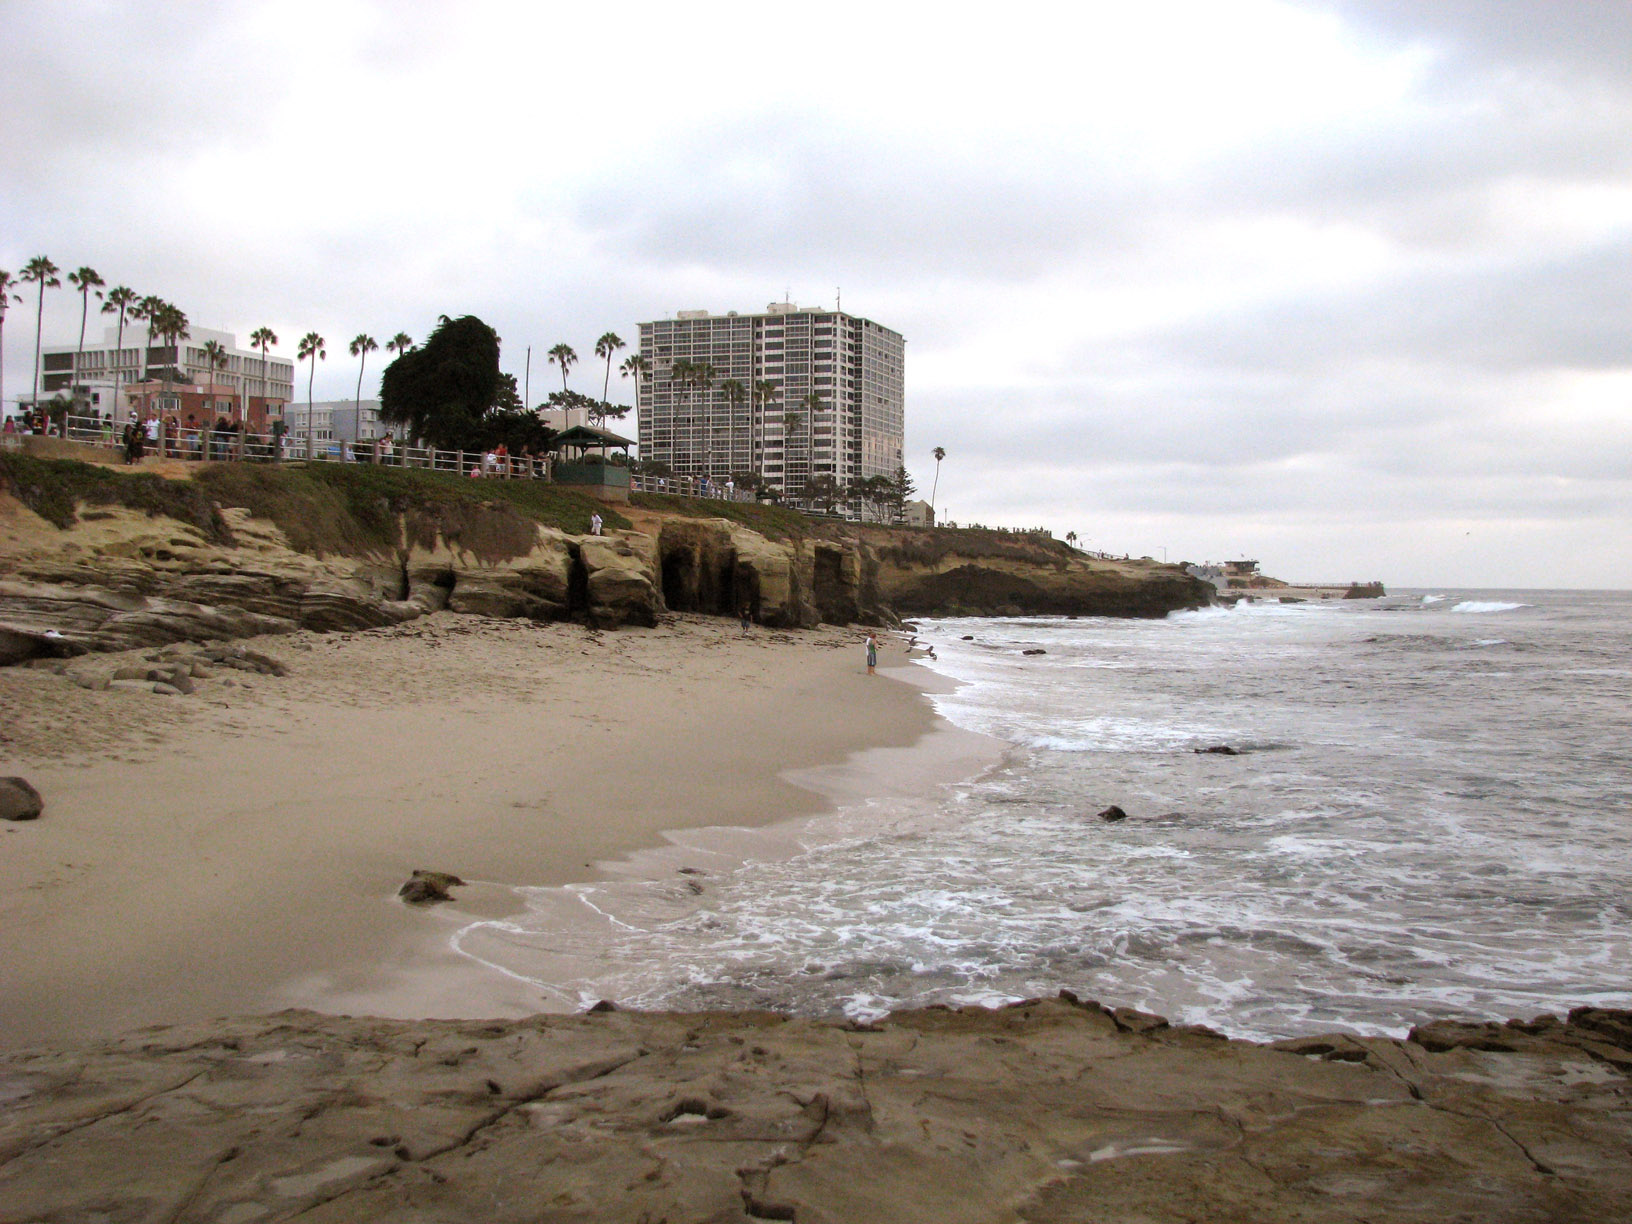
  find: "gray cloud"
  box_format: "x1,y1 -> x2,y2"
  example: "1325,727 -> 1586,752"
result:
4,0 -> 1630,587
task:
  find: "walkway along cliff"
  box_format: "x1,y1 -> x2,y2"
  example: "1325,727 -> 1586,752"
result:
0,451 -> 1212,664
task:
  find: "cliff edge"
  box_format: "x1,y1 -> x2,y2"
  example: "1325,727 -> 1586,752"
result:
0,453 -> 1211,663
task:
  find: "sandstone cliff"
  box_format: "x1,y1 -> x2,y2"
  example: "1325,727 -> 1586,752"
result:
0,452 -> 1211,664
1,998 -> 1627,1222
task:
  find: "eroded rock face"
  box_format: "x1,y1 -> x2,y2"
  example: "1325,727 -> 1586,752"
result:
727,527 -> 806,628
1,999 -> 1628,1223
579,534 -> 661,628
1,491 -> 1211,662
857,527 -> 1212,618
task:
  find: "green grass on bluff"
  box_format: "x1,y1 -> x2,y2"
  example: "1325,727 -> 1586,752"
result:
628,491 -> 813,541
0,454 -> 630,562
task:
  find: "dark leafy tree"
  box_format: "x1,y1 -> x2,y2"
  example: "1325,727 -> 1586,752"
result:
474,398 -> 555,455
804,473 -> 841,514
380,314 -> 517,451
892,464 -> 917,517
542,387 -> 604,425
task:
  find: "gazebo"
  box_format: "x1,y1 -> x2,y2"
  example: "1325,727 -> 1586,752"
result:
549,424 -> 636,501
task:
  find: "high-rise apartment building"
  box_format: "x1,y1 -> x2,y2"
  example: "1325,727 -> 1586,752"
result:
636,303 -> 904,496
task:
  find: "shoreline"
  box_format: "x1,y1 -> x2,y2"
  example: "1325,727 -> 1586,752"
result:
0,613 -> 998,1047
413,710 -> 1009,1020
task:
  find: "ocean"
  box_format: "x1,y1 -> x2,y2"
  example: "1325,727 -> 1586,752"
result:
455,589 -> 1632,1041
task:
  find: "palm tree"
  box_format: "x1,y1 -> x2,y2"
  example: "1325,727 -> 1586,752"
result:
547,343 -> 577,392
130,294 -> 165,384
348,333 -> 378,445
0,270 -> 21,422
720,378 -> 747,478
297,331 -> 326,451
780,398 -> 805,501
666,358 -> 694,471
930,446 -> 946,515
102,287 -> 140,428
386,332 -> 412,360
248,326 -> 278,425
752,378 -> 778,478
1065,531 -> 1078,548
200,339 -> 229,409
67,266 -> 104,414
690,361 -> 717,477
20,256 -> 61,418
619,352 -> 649,416
798,391 -> 823,498
594,332 -> 625,406
148,301 -> 189,425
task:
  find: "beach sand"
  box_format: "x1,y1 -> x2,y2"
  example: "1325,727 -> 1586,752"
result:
0,614 -> 990,1048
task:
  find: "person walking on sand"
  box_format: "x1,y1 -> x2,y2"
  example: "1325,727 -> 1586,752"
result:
865,630 -> 879,675
740,606 -> 752,636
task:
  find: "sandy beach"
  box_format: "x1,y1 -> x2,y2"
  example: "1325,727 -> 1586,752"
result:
0,614 -> 990,1048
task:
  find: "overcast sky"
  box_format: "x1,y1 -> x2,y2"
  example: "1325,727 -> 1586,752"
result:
4,0 -> 1629,588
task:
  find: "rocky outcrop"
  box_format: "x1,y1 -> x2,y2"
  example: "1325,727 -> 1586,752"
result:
579,533 -> 661,628
2,998 -> 1628,1222
854,526 -> 1211,618
1,472 -> 1212,664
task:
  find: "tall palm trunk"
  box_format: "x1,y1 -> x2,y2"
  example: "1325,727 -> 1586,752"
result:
30,284 -> 47,414
354,351 -> 368,434
112,310 -> 127,428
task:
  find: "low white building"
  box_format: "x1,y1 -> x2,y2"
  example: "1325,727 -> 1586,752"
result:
39,325 -> 293,427
284,399 -> 388,444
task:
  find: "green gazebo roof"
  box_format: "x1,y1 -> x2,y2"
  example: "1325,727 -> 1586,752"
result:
549,425 -> 635,452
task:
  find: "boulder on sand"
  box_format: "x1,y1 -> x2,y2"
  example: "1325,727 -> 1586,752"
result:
0,777 -> 44,821
398,869 -> 465,904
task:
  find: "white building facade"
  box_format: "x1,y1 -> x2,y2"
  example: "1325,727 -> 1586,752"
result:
636,303 -> 905,497
39,325 -> 294,426
283,399 -> 388,443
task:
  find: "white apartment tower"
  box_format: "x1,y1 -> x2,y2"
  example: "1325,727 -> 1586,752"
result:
636,303 -> 904,495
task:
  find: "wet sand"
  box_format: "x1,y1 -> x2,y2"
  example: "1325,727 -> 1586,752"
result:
0,614 -> 975,1047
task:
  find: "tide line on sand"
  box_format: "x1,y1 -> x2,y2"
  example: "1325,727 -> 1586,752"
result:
0,613 -> 982,1046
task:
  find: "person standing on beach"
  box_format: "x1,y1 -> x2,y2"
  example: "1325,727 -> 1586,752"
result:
740,606 -> 752,636
865,631 -> 878,675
